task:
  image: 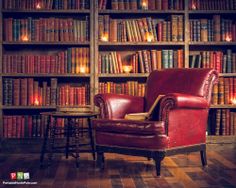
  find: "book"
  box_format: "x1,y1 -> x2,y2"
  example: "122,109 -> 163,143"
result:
124,95 -> 165,121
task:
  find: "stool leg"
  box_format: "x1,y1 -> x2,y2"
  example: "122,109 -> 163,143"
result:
75,120 -> 80,168
48,118 -> 56,166
40,115 -> 50,167
88,118 -> 95,160
65,118 -> 71,159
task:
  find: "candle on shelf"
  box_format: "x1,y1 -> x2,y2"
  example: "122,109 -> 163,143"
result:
36,2 -> 42,9
101,33 -> 109,42
146,32 -> 154,42
225,34 -> 232,42
34,98 -> 39,106
231,98 -> 236,105
141,0 -> 148,10
123,65 -> 132,73
191,3 -> 196,10
79,66 -> 86,73
21,35 -> 29,42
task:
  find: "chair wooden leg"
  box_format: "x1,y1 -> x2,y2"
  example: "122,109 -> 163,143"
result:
200,149 -> 207,166
97,152 -> 105,170
153,152 -> 165,177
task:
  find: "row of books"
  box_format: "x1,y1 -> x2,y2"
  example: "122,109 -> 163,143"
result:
98,15 -> 184,42
208,109 -> 236,136
99,49 -> 184,74
4,17 -> 89,42
189,16 -> 236,42
3,0 -> 90,10
3,115 -> 88,138
99,81 -> 145,97
212,77 -> 236,105
57,84 -> 89,106
189,0 -> 236,10
2,48 -> 90,74
189,50 -> 236,73
3,78 -> 89,106
99,0 -> 184,10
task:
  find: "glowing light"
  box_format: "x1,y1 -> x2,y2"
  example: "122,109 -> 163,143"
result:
21,35 -> 29,42
101,33 -> 108,42
231,98 -> 236,105
34,98 -> 39,106
225,34 -> 232,42
192,3 -> 196,10
36,3 -> 42,9
146,32 -> 154,42
79,66 -> 86,73
123,65 -> 132,73
141,0 -> 148,10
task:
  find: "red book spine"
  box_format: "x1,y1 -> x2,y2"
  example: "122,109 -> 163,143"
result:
7,116 -> 13,138
3,116 -> 8,138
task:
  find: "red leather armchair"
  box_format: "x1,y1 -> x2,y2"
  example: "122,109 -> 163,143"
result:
92,68 -> 218,176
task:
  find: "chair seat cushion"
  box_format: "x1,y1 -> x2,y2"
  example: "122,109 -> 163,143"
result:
93,119 -> 169,150
93,119 -> 165,135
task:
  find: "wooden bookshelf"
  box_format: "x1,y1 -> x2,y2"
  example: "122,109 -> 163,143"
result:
0,0 -> 235,148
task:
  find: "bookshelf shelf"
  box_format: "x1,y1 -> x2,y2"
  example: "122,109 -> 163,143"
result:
188,10 -> 236,14
2,106 -> 57,110
189,42 -> 236,46
99,10 -> 185,14
99,73 -> 149,78
2,42 -> 90,46
210,105 -> 236,109
98,42 -> 185,46
2,9 -> 90,14
2,74 -> 91,78
219,73 -> 236,77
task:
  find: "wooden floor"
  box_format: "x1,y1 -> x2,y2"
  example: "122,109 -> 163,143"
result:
0,144 -> 235,188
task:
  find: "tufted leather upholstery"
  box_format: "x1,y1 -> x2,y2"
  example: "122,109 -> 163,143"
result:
93,68 -> 218,176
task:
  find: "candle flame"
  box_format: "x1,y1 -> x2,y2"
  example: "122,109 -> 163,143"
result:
36,3 -> 42,9
34,98 -> 39,105
146,32 -> 154,42
226,34 -> 232,42
21,35 -> 29,41
101,33 -> 108,42
80,66 -> 86,73
231,98 -> 236,105
123,65 -> 132,73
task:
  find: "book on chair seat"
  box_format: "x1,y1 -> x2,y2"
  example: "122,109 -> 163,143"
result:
124,95 -> 165,121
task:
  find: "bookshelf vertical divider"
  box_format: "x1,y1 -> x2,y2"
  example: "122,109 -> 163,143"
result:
0,0 -> 3,139
184,0 -> 189,68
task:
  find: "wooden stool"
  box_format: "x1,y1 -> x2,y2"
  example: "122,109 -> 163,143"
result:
40,111 -> 98,167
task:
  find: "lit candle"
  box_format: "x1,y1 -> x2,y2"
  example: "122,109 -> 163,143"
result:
225,34 -> 232,42
141,0 -> 148,10
36,3 -> 42,9
21,35 -> 29,42
231,98 -> 236,104
192,3 -> 196,10
79,66 -> 86,73
146,32 -> 154,42
123,65 -> 132,73
101,33 -> 108,42
34,98 -> 39,106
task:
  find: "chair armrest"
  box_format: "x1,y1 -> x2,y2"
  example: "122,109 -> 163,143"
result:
159,93 -> 209,120
94,94 -> 144,119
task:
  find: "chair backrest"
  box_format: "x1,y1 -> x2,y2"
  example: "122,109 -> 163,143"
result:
145,68 -> 218,111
